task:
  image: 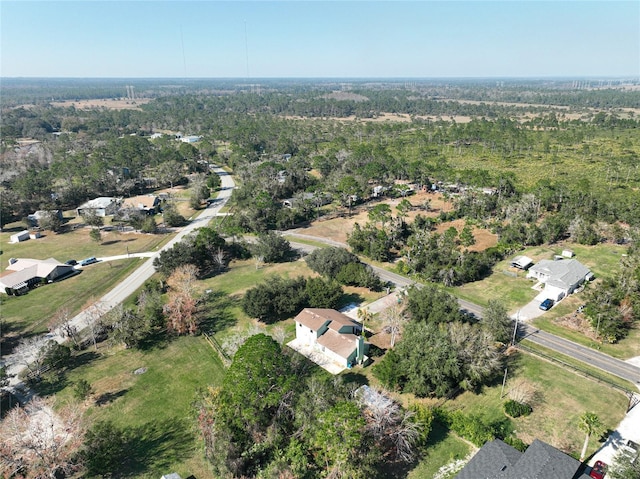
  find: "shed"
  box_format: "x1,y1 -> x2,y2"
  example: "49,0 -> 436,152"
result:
9,230 -> 30,243
510,255 -> 533,270
562,249 -> 575,258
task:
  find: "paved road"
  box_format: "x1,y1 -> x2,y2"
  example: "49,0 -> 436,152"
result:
4,167 -> 235,390
287,235 -> 640,388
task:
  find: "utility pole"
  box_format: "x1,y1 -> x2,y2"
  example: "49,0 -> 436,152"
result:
511,310 -> 520,346
500,367 -> 508,399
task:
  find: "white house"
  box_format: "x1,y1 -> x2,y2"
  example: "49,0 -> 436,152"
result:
527,258 -> 593,301
76,197 -> 121,217
0,258 -> 75,295
180,135 -> 201,143
291,308 -> 368,370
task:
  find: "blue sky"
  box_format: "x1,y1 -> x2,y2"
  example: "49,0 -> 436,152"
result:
1,1 -> 638,78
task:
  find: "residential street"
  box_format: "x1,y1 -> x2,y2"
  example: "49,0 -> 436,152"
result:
287,235 -> 640,389
3,167 -> 235,392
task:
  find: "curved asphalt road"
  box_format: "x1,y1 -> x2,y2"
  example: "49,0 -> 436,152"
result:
286,234 -> 640,387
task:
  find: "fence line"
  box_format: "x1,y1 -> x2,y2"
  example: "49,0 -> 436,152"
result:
202,331 -> 231,366
516,343 -> 638,410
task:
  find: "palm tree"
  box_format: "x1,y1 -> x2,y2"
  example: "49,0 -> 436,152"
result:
578,412 -> 602,462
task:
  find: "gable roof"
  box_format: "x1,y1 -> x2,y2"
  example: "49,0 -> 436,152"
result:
316,329 -> 360,360
78,197 -> 120,209
529,259 -> 591,290
7,258 -> 65,277
122,195 -> 159,210
294,308 -> 356,331
455,439 -> 590,479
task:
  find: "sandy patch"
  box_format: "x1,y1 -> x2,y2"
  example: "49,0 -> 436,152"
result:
50,98 -> 151,111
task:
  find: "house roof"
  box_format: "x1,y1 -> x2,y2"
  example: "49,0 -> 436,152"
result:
316,329 -> 359,360
122,195 -> 158,210
295,308 -> 356,331
7,258 -> 65,277
529,259 -> 591,290
455,439 -> 590,479
0,266 -> 39,289
78,197 -> 119,209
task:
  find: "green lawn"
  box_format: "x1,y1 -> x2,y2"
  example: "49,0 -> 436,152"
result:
407,422 -> 470,479
2,259 -> 144,335
447,351 -> 627,458
39,335 -> 224,479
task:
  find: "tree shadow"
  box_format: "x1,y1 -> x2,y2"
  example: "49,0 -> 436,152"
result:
118,417 -> 196,478
95,388 -> 129,407
337,293 -> 364,310
101,239 -> 121,246
199,290 -> 238,334
341,371 -> 369,388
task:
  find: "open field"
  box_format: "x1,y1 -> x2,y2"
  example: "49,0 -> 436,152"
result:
39,335 -> 224,479
444,351 -> 628,458
49,98 -> 152,110
23,240 -> 633,478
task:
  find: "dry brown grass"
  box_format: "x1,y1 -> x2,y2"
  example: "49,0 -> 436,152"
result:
50,98 -> 151,111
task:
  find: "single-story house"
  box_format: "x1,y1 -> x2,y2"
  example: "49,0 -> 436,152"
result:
455,438 -> 591,479
283,193 -> 331,209
76,197 -> 121,217
527,258 -> 593,301
293,308 -> 368,369
27,210 -> 63,227
9,230 -> 30,243
0,258 -> 75,295
510,255 -> 534,270
180,135 -> 201,143
121,195 -> 160,215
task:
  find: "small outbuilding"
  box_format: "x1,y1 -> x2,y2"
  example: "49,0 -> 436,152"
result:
9,230 -> 30,243
510,255 -> 533,270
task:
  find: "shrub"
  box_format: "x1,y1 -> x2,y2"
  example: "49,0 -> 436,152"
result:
503,435 -> 528,452
446,411 -> 498,447
73,379 -> 93,400
503,399 -> 532,418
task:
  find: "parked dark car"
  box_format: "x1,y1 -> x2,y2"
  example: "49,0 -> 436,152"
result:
539,298 -> 555,311
65,259 -> 77,266
589,460 -> 607,479
80,257 -> 98,266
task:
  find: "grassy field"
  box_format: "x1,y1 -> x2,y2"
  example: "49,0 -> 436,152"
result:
39,335 -> 224,479
1,224 -> 168,337
445,351 -> 628,458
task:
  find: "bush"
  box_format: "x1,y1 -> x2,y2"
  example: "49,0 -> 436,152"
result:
503,435 -> 528,452
503,399 -> 532,418
73,379 -> 93,400
445,411 -> 498,447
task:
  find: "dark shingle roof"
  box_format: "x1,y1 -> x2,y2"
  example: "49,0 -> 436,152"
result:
455,439 -> 588,479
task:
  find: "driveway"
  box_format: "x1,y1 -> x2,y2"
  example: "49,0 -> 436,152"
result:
589,399 -> 640,468
511,297 -> 548,321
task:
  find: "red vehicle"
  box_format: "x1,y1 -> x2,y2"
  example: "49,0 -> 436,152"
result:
589,460 -> 607,479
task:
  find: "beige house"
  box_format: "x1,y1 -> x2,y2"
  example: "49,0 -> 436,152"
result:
291,308 -> 368,371
0,258 -> 75,295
